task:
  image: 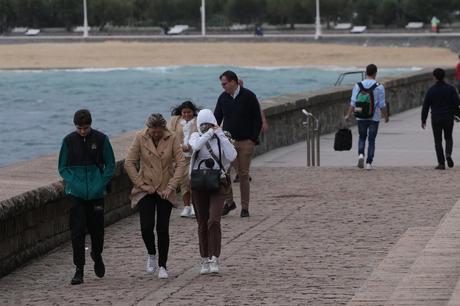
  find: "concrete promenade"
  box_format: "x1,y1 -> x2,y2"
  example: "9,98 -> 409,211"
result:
3,107 -> 460,305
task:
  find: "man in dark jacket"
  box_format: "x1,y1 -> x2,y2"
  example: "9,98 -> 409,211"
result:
422,68 -> 460,169
58,109 -> 115,284
214,70 -> 262,218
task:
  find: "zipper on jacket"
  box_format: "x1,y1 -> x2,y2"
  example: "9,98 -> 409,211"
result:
86,167 -> 88,200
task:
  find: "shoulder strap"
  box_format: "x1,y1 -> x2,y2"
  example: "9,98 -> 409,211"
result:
205,138 -> 227,175
358,82 -> 379,92
369,82 -> 379,91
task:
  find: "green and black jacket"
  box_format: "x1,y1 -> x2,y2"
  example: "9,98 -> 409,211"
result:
58,129 -> 115,200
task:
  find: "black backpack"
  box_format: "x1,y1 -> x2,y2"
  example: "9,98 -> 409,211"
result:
334,128 -> 352,151
354,82 -> 379,119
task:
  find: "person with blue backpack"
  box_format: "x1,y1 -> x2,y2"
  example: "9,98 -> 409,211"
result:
344,64 -> 389,170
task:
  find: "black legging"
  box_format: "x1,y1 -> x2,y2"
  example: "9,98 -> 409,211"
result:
138,193 -> 173,268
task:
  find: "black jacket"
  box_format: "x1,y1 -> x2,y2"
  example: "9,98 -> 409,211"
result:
422,81 -> 460,124
214,87 -> 262,143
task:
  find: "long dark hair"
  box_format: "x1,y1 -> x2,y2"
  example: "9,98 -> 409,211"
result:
171,100 -> 199,117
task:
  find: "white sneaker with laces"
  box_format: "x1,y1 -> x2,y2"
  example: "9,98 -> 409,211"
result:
180,206 -> 191,217
146,254 -> 157,273
200,258 -> 210,275
366,163 -> 372,170
358,154 -> 364,169
158,266 -> 168,279
209,256 -> 219,274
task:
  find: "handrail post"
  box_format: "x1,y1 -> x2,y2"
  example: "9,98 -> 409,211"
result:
302,109 -> 320,167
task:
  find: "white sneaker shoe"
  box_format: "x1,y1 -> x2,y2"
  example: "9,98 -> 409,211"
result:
189,205 -> 195,217
180,206 -> 191,217
200,258 -> 210,275
146,254 -> 157,273
209,256 -> 219,274
357,154 -> 364,169
366,163 -> 372,170
158,266 -> 168,279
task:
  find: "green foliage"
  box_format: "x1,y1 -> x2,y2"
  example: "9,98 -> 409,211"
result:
2,0 -> 460,30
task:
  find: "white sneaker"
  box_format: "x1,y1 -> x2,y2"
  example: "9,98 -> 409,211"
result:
158,266 -> 168,279
200,258 -> 210,275
209,256 -> 219,274
366,163 -> 372,170
357,154 -> 364,169
180,206 -> 191,217
189,205 -> 195,217
146,254 -> 157,273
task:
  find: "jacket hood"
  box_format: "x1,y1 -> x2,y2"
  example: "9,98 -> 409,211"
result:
196,109 -> 217,134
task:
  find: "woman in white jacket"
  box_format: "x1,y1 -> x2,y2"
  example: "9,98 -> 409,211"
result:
189,109 -> 237,275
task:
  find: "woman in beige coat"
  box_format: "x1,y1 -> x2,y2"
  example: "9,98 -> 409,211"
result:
124,113 -> 186,279
167,101 -> 199,218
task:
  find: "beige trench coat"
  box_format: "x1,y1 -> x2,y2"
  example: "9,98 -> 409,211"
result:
124,128 -> 186,207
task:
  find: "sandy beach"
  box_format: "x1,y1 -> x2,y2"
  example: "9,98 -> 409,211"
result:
0,42 -> 456,69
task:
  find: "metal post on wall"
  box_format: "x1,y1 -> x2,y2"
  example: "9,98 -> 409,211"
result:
302,109 -> 320,167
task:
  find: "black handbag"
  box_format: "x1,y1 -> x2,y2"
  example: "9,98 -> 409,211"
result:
190,137 -> 227,192
334,128 -> 352,151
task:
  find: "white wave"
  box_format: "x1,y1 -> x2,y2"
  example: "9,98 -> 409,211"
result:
0,64 -> 421,74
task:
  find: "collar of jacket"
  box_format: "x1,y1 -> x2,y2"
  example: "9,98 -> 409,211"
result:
140,128 -> 173,157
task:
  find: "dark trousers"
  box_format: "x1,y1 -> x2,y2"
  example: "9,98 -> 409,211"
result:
431,117 -> 454,165
192,186 -> 226,258
69,196 -> 105,268
358,120 -> 380,164
138,193 -> 173,268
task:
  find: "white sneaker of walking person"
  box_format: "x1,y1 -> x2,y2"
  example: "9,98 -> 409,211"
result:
180,206 -> 191,217
158,266 -> 168,279
357,154 -> 364,169
200,258 -> 210,275
189,204 -> 195,217
209,256 -> 219,274
366,163 -> 372,170
146,254 -> 157,273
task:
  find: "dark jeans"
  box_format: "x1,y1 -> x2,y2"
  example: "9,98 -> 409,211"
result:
69,196 -> 105,268
358,120 -> 380,164
431,117 -> 454,165
138,193 -> 173,268
192,186 -> 226,258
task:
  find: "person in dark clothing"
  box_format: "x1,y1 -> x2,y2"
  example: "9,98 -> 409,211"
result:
214,70 -> 262,217
58,109 -> 115,285
422,68 -> 460,169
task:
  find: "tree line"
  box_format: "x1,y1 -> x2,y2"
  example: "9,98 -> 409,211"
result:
1,0 -> 460,33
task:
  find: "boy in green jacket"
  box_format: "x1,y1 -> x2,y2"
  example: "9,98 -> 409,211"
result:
58,109 -> 115,285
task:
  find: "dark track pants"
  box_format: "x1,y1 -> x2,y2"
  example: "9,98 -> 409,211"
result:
69,196 -> 105,268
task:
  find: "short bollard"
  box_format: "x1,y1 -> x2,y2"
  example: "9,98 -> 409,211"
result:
302,109 -> 320,167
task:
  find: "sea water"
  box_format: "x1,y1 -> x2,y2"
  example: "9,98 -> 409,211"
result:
0,65 -> 417,166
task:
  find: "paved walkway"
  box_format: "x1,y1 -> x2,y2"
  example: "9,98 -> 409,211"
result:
3,107 -> 460,305
253,106 -> 460,167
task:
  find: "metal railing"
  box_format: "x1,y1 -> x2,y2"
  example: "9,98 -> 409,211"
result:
335,71 -> 365,86
302,109 -> 320,167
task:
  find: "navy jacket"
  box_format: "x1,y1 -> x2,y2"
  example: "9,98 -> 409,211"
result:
214,87 -> 262,143
422,81 -> 460,124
